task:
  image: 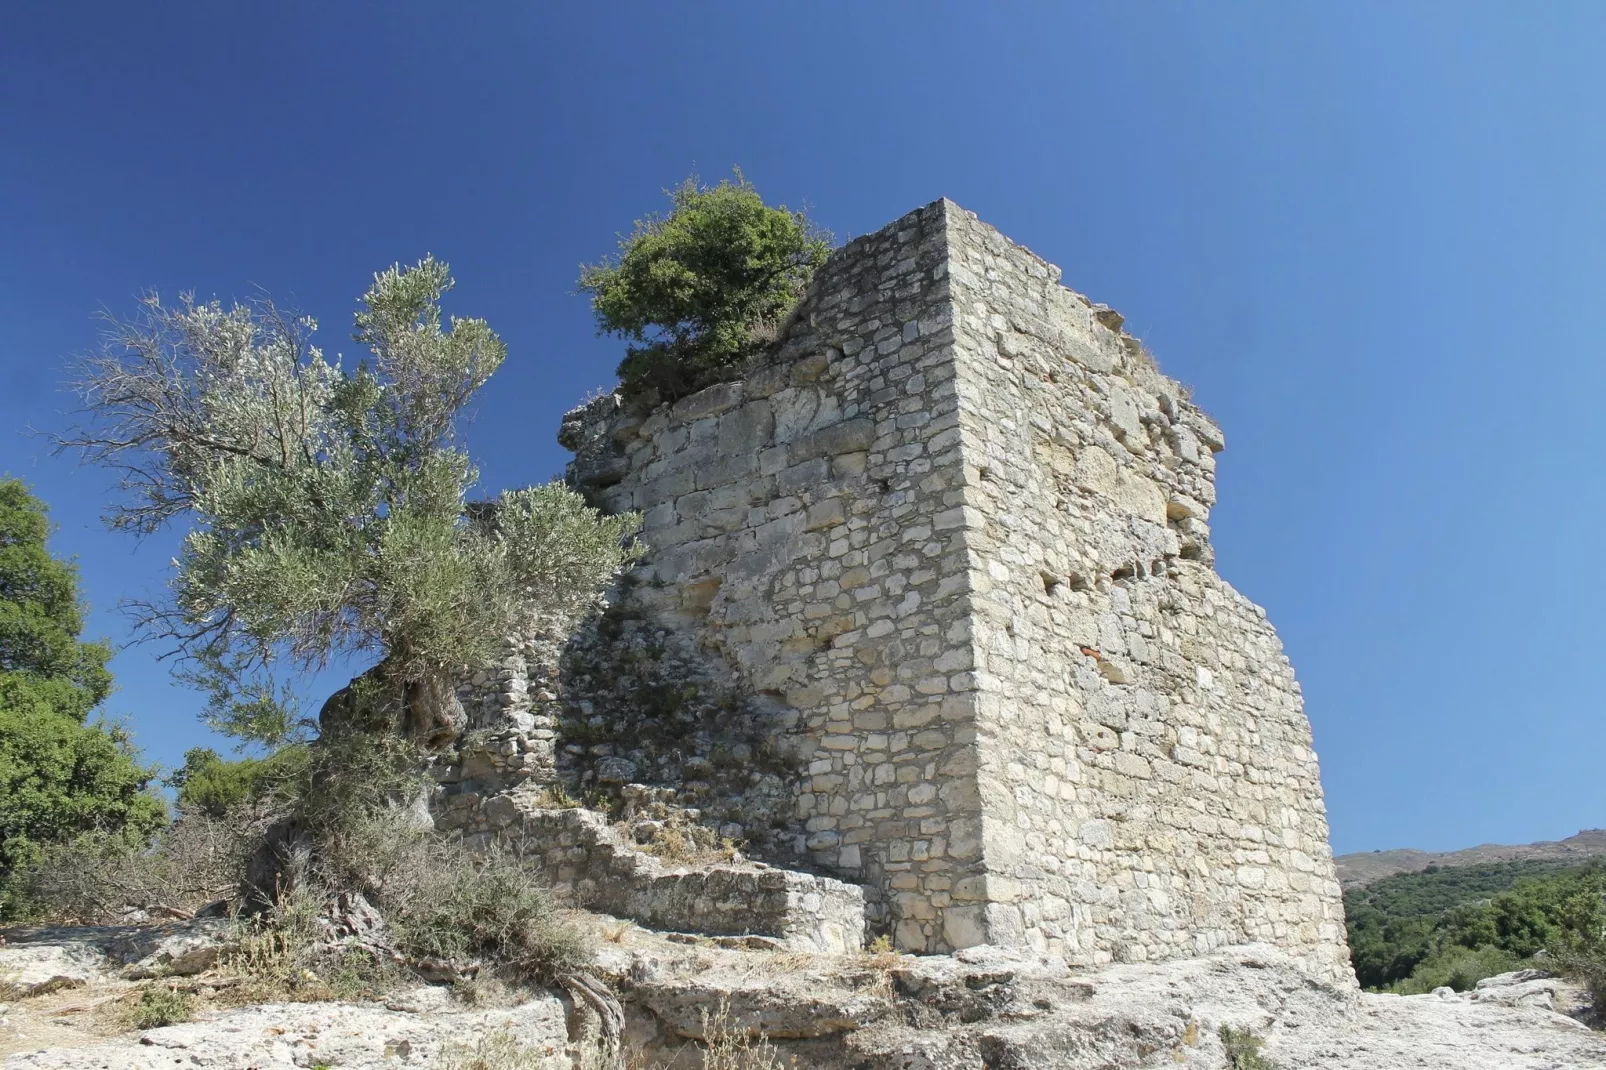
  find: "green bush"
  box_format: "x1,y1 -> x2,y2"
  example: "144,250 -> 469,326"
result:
171,745 -> 309,819
125,986 -> 194,1029
1552,945 -> 1606,1014
1389,944 -> 1525,994
1220,1025 -> 1278,1070
580,171 -> 831,401
1346,859 -> 1606,992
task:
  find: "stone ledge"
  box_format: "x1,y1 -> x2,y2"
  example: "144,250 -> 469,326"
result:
468,802 -> 865,955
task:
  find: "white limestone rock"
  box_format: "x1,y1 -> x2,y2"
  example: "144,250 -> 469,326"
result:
4,994 -> 569,1070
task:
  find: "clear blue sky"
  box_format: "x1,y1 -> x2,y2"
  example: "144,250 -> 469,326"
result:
2,2 -> 1601,856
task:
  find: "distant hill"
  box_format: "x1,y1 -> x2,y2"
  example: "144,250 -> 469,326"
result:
1336,829 -> 1606,887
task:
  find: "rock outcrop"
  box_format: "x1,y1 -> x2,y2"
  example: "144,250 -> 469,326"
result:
4,922 -> 1599,1069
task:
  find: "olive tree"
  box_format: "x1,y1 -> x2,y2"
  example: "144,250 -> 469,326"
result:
61,258 -> 640,748
580,171 -> 832,401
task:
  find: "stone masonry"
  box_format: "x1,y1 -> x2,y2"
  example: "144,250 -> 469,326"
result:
487,200 -> 1349,981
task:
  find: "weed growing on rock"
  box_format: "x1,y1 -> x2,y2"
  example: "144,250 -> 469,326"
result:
125,985 -> 194,1030
1219,1025 -> 1278,1070
626,813 -> 741,867
698,998 -> 794,1070
434,1026 -> 557,1070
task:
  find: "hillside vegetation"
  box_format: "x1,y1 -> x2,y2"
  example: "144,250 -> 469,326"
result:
1345,857 -> 1606,994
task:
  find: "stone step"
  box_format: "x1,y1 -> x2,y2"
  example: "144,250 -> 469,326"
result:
453,800 -> 865,955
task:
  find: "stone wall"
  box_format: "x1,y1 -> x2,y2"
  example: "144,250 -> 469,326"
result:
464,199 -> 1350,981
561,201 -> 990,951
941,205 -> 1350,979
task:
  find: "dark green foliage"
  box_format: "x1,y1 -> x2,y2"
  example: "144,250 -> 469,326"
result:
170,746 -> 308,818
1392,944 -> 1525,994
1345,859 -> 1606,992
0,480 -> 165,918
580,171 -> 832,401
0,479 -> 112,716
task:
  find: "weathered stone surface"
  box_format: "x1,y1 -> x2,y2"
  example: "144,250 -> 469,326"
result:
0,921 -> 235,987
841,950 -> 1604,1070
4,925 -> 1599,1070
0,942 -> 108,995
3,994 -> 569,1070
589,934 -> 1604,1070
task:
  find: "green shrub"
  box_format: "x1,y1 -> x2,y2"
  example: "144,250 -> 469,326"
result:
580,171 -> 831,401
125,986 -> 194,1029
1552,945 -> 1606,1014
1347,859 -> 1606,991
1389,944 -> 1525,994
1220,1025 -> 1278,1070
170,746 -> 308,819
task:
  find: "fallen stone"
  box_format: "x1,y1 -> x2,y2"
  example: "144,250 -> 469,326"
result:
0,943 -> 108,996
107,920 -> 235,979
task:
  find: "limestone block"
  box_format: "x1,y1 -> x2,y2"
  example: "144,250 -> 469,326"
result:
673,380 -> 745,421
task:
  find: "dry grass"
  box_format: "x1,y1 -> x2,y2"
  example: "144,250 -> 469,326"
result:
623,814 -> 741,867
433,1026 -> 561,1070
698,998 -> 794,1070
18,812 -> 256,925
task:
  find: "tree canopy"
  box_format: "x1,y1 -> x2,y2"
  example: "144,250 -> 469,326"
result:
1345,859 -> 1606,992
62,258 -> 640,747
580,172 -> 832,401
0,479 -> 113,718
0,479 -> 165,916
169,745 -> 307,818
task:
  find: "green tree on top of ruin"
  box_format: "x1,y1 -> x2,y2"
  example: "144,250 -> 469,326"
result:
579,170 -> 832,402
60,258 -> 641,749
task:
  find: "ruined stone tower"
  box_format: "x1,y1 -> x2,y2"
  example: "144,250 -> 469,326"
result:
505,200 -> 1349,981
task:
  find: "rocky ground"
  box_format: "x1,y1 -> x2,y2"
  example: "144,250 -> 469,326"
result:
3,918 -> 1602,1069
